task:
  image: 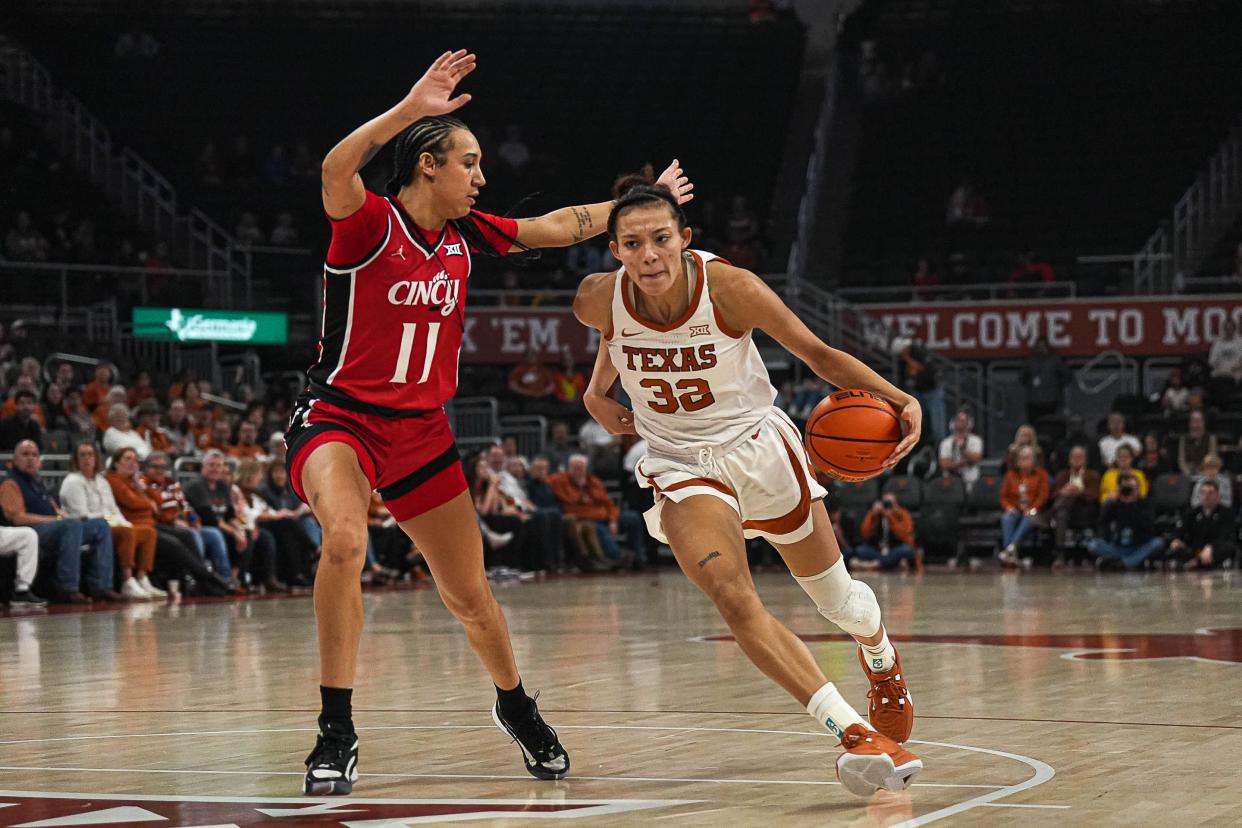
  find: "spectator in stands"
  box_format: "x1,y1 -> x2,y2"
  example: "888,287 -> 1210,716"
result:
1177,410 -> 1218,475
260,458 -> 317,544
546,421 -> 575,471
1088,473 -> 1164,570
134,400 -> 172,455
52,361 -> 76,392
103,403 -> 150,460
551,347 -> 587,407
1051,414 -> 1099,472
850,492 -> 918,571
269,211 -> 300,246
1049,445 -> 1099,553
1137,431 -> 1172,478
911,257 -> 939,301
1021,338 -> 1065,423
127,371 -> 156,408
208,418 -> 233,451
185,449 -> 259,589
227,464 -> 285,592
485,446 -> 557,570
508,345 -> 555,399
227,420 -> 266,460
549,454 -> 644,566
1190,454 -> 1233,509
0,389 -> 44,451
1158,366 -> 1193,414
939,410 -> 983,489
470,455 -> 536,572
4,210 -> 50,262
107,446 -> 230,596
61,442 -> 158,600
1170,479 -> 1235,569
1100,443 -> 1149,501
0,525 -> 46,608
579,415 -> 621,474
498,124 -> 531,174
0,439 -> 119,603
525,454 -> 596,571
93,387 -> 126,433
163,398 -> 197,457
722,194 -> 762,270
196,141 -> 222,187
41,383 -> 71,435
566,238 -> 609,278
1005,424 -> 1044,469
1098,413 -> 1141,467
999,446 -> 1050,565
226,134 -> 255,187
945,181 -> 989,226
235,212 -> 266,247
267,431 -> 287,464
1208,319 -> 1242,385
898,338 -> 944,445
235,459 -> 315,588
63,388 -> 94,437
143,452 -> 232,586
82,363 -> 114,409
1,375 -> 42,421
1007,250 -> 1054,294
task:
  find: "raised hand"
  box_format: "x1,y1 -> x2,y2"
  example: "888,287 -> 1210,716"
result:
655,158 -> 695,205
402,49 -> 477,117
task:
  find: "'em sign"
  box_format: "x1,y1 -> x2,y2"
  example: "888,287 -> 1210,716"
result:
856,295 -> 1242,358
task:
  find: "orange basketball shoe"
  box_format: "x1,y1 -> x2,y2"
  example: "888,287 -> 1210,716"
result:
857,647 -> 914,743
836,723 -> 922,797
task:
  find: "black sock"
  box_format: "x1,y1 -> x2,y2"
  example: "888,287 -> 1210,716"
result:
320,686 -> 353,728
496,680 -> 532,719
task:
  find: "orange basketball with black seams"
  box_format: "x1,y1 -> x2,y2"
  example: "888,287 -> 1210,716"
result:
804,389 -> 901,482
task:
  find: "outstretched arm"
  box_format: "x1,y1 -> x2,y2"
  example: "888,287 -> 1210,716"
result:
710,264 -> 921,468
321,49 -> 476,219
511,158 -> 695,250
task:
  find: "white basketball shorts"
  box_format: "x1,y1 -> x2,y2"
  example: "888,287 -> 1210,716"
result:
635,407 -> 828,545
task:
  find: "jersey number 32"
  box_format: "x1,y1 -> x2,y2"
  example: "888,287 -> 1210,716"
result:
639,378 -> 715,413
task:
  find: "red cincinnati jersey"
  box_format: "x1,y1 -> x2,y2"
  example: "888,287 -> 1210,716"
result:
307,190 -> 517,415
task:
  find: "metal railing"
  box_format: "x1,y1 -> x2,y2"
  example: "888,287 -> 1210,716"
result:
0,261 -> 231,314
0,38 -> 251,305
1134,115 -> 1242,293
0,298 -> 118,344
836,280 -> 1077,304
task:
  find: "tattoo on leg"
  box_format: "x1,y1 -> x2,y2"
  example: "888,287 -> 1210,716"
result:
698,551 -> 721,569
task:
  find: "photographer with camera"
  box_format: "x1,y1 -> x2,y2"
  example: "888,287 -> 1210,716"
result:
1087,472 -> 1164,570
850,493 -> 919,571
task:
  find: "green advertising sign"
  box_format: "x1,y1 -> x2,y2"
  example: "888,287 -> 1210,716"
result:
132,307 -> 288,345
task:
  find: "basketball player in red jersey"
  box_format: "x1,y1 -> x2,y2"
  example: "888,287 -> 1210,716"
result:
288,50 -> 694,794
573,181 -> 922,797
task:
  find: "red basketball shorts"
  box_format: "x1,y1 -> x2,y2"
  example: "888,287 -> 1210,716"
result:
285,394 -> 466,522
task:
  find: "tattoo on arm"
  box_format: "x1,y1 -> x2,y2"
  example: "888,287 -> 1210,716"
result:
569,206 -> 593,242
697,550 -> 722,568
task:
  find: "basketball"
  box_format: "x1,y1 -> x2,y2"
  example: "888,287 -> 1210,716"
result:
804,389 -> 902,482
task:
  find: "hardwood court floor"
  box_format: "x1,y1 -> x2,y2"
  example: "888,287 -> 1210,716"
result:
1,569 -> 1240,826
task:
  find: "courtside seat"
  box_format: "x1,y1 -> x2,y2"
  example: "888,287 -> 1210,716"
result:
918,474 -> 966,560
958,473 -> 1004,555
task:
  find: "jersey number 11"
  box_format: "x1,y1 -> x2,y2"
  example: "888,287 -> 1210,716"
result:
390,322 -> 441,384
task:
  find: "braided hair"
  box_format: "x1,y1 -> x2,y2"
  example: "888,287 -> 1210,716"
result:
385,115 -> 530,258
606,174 -> 687,241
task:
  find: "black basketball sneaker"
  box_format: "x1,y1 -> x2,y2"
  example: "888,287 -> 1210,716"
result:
303,720 -> 359,795
491,693 -> 570,780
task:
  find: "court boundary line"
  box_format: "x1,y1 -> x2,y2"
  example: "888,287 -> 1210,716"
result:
0,723 -> 1056,822
2,711 -> 1238,731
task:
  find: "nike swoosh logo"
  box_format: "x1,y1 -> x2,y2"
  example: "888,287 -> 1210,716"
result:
620,329 -> 642,337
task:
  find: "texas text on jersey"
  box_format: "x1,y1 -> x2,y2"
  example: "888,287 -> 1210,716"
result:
307,189 -> 516,416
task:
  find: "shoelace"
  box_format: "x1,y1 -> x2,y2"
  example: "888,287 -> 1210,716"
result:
866,674 -> 906,706
504,691 -> 559,757
306,728 -> 355,768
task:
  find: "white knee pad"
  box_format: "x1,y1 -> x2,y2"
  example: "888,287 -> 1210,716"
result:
794,560 -> 882,638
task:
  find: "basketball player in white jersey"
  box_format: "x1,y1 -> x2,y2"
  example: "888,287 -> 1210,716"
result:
573,180 -> 924,797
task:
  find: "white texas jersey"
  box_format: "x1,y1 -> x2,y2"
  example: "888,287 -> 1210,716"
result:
608,249 -> 777,456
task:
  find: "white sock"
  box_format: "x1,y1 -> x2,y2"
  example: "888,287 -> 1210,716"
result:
806,682 -> 867,740
860,629 -> 896,673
